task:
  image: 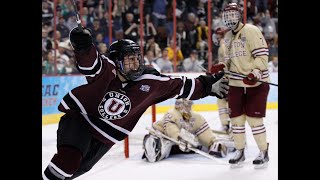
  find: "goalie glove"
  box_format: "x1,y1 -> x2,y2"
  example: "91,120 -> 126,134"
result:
243,69 -> 262,85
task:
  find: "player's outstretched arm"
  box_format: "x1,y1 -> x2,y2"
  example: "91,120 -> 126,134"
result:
197,71 -> 229,99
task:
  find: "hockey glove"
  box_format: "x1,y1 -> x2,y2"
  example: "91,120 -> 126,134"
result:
209,141 -> 227,158
198,71 -> 229,99
69,27 -> 93,53
210,64 -> 225,74
243,69 -> 262,85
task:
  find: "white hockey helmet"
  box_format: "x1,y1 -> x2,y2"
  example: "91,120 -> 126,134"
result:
222,3 -> 242,30
175,98 -> 193,120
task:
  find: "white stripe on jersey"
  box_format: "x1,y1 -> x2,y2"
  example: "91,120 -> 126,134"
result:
49,162 -> 73,177
179,76 -> 186,96
42,173 -> 50,180
134,74 -> 171,81
99,118 -> 131,135
69,91 -> 88,114
101,54 -> 116,67
60,99 -> 70,110
84,59 -> 103,77
77,51 -> 99,70
186,78 -> 195,100
81,113 -> 120,144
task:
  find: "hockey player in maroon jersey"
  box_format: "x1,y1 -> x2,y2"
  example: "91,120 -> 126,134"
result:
210,3 -> 270,168
42,26 -> 229,179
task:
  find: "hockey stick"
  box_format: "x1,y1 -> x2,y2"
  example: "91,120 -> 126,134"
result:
71,0 -> 83,31
146,127 -> 228,164
197,65 -> 278,87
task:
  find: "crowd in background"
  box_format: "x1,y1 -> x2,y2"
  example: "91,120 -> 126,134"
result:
42,0 -> 278,76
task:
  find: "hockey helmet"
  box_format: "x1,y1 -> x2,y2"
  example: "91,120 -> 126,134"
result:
175,98 -> 193,120
106,39 -> 145,80
222,3 -> 242,30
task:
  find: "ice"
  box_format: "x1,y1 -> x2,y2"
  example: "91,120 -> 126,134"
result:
42,109 -> 278,180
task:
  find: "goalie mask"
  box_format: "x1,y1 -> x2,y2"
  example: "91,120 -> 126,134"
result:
106,39 -> 145,81
222,3 -> 242,30
175,98 -> 193,120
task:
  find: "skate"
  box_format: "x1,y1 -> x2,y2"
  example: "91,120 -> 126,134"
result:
229,148 -> 245,168
253,144 -> 269,169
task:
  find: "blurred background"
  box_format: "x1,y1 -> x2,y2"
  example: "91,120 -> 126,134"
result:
42,0 -> 278,75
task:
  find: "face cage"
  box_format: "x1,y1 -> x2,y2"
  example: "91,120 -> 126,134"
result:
222,10 -> 241,30
118,48 -> 145,81
175,99 -> 193,119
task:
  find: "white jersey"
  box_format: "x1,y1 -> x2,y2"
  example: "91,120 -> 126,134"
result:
222,23 -> 271,87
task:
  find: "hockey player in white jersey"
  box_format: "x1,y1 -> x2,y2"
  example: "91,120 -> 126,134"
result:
213,27 -> 232,134
210,3 -> 270,168
142,98 -> 234,162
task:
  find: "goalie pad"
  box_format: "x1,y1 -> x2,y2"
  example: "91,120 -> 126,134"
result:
142,133 -> 174,162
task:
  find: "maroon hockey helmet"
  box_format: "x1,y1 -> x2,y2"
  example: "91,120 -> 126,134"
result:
106,39 -> 145,81
222,2 -> 242,30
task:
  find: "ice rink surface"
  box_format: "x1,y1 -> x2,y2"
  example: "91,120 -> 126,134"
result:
42,109 -> 278,180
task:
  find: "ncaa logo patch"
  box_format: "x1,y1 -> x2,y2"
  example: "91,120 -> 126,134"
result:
98,91 -> 131,120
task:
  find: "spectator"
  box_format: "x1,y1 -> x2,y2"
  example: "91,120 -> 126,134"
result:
144,50 -> 161,72
182,49 -> 204,72
123,12 -> 139,43
268,56 -> 278,72
145,35 -> 162,59
166,39 -> 184,64
97,43 -> 108,54
42,1 -> 54,26
156,48 -> 173,73
56,16 -> 70,41
196,20 -> 209,60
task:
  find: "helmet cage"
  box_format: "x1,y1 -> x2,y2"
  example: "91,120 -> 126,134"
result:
175,99 -> 193,119
222,3 -> 242,30
117,45 -> 145,81
108,39 -> 145,81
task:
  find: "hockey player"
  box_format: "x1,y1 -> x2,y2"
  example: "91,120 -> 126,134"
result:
142,98 -> 233,163
214,27 -> 231,134
42,26 -> 229,179
210,3 -> 270,168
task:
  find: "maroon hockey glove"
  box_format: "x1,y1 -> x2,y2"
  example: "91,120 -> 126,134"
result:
70,27 -> 93,53
210,64 -> 225,74
243,69 -> 262,85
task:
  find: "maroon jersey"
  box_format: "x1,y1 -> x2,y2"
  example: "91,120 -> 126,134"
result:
58,45 -> 208,145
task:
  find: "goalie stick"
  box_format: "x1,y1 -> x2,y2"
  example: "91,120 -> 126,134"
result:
146,127 -> 228,165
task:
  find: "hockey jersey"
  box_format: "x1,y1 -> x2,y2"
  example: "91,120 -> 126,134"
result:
221,23 -> 271,87
58,45 -> 209,146
153,108 -> 215,148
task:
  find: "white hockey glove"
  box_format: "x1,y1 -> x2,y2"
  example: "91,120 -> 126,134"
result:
211,76 -> 229,99
197,71 -> 229,99
209,141 -> 227,158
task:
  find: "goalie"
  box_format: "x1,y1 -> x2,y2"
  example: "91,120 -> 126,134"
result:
142,98 -> 234,162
